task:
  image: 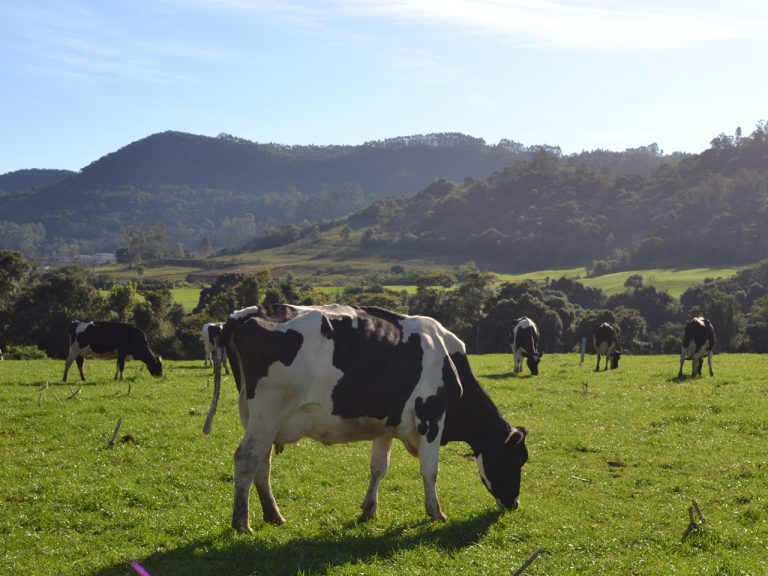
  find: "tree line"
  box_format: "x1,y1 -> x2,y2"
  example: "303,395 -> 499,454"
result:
2,250 -> 768,362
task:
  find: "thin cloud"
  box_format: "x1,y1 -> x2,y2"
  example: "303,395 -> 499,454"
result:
9,2 -> 220,85
334,0 -> 765,50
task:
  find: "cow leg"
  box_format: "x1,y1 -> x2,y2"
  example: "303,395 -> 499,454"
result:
253,446 -> 285,525
361,437 -> 393,520
76,357 -> 86,381
707,350 -> 714,376
232,414 -> 285,532
63,346 -> 83,382
417,439 -> 446,521
114,355 -> 126,381
513,351 -> 522,374
594,353 -> 600,372
677,351 -> 686,381
696,357 -> 704,377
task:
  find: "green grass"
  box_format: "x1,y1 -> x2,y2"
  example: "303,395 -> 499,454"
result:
578,267 -> 742,298
2,354 -> 767,575
170,287 -> 201,312
497,266 -> 740,298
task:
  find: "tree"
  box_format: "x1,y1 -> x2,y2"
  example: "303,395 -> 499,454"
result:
107,282 -> 137,322
0,250 -> 33,309
7,266 -> 106,357
624,274 -> 644,290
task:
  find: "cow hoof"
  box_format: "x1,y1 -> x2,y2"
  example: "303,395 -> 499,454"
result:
263,511 -> 286,525
427,510 -> 448,522
360,502 -> 377,521
232,522 -> 254,534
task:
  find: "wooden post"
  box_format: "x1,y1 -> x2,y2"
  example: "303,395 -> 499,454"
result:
511,548 -> 541,576
108,418 -> 122,448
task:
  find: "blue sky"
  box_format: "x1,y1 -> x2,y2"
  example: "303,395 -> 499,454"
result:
1,0 -> 766,174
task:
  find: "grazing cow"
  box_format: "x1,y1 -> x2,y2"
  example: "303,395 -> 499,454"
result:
678,317 -> 715,380
509,317 -> 542,376
204,304 -> 529,532
63,321 -> 163,382
592,322 -> 620,371
201,322 -> 229,374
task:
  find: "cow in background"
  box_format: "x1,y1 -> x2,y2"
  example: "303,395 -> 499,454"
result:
509,317 -> 542,376
63,321 -> 163,383
592,322 -> 620,371
202,322 -> 229,374
678,317 -> 715,380
204,304 -> 529,531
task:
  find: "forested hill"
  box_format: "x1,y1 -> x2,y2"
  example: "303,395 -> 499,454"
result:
0,131 -> 542,257
0,169 -> 75,194
253,125 -> 767,272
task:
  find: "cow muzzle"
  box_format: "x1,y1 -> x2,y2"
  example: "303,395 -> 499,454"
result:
498,497 -> 520,511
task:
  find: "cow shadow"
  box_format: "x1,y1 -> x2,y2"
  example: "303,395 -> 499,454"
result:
483,371 -> 532,380
91,510 -> 502,576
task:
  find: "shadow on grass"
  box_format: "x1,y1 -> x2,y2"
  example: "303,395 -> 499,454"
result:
483,371 -> 526,380
94,510 -> 503,576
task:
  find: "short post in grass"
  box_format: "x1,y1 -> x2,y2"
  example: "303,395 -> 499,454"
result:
511,548 -> 541,576
108,418 -> 123,449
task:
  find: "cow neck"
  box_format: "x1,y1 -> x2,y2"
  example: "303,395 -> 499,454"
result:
442,352 -> 511,453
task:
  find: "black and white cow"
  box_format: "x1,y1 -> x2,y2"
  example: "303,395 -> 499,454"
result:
63,321 -> 163,382
678,317 -> 715,380
201,322 -> 229,374
592,322 -> 620,371
204,304 -> 529,532
509,317 -> 542,376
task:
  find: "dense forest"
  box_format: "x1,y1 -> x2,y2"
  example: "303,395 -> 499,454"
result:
0,130 -> 681,263
0,132 -> 536,259
2,250 -> 768,363
323,123 -> 768,272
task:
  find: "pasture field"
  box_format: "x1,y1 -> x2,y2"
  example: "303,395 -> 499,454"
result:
1,354 -> 766,575
170,287 -> 202,312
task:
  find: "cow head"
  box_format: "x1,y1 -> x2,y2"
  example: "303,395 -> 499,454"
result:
476,427 -> 528,510
148,355 -> 163,377
610,350 -> 621,369
526,352 -> 542,376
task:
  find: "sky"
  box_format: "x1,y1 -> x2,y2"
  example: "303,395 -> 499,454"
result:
1,0 -> 766,174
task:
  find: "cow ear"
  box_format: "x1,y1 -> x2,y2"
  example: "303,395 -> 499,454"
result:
509,426 -> 527,444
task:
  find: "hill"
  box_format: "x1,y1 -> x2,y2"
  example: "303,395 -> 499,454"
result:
0,131 -> 541,258
0,168 -> 75,194
240,124 -> 766,273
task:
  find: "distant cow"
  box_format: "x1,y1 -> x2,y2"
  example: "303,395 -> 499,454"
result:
509,317 -> 542,376
678,317 -> 715,380
201,322 -> 229,375
204,304 -> 529,532
592,322 -> 620,371
63,321 -> 163,382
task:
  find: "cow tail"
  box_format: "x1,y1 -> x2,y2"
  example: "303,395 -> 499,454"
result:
202,345 -> 223,435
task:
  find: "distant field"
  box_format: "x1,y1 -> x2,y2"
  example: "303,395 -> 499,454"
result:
578,267 -> 741,298
170,287 -> 201,312
2,354 -> 766,575
496,266 -> 740,298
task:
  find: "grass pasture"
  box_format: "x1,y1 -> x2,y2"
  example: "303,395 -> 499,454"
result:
1,354 -> 767,575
